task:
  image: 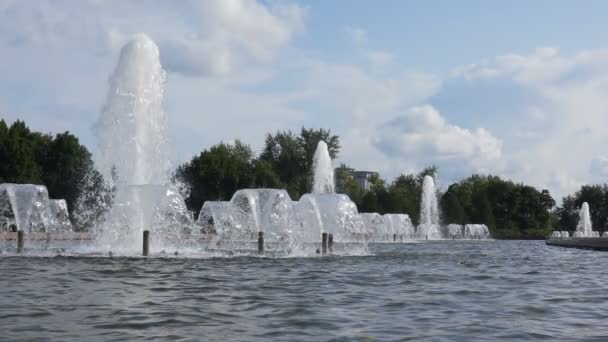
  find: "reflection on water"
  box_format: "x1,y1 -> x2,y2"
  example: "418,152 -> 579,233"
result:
2,241 -> 608,341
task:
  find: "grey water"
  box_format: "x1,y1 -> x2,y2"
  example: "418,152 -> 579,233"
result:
2,241 -> 608,341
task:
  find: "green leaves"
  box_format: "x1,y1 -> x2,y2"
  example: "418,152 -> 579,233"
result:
176,128 -> 342,216
0,120 -> 110,229
556,185 -> 608,234
440,175 -> 555,239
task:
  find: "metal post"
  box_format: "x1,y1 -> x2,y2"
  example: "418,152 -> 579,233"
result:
17,230 -> 24,254
328,233 -> 334,254
322,232 -> 328,255
258,232 -> 264,255
143,230 -> 150,256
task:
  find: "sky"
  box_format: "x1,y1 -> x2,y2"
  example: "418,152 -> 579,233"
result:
1,0 -> 608,200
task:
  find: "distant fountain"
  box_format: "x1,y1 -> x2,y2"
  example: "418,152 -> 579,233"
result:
312,141 -> 335,194
298,141 -> 364,241
196,140 -> 366,253
574,202 -> 594,238
359,213 -> 388,241
384,214 -> 416,241
417,175 -> 441,239
94,34 -> 192,253
463,224 -> 491,239
446,224 -> 464,240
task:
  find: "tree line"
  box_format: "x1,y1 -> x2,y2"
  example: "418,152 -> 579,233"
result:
174,128 -> 340,215
0,120 -> 110,229
2,119 -> 605,238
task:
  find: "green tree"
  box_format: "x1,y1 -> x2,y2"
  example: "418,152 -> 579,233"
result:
335,163 -> 364,205
175,141 -> 257,216
387,174 -> 420,222
260,128 -> 341,198
556,184 -> 608,234
441,174 -> 555,238
0,120 -> 110,229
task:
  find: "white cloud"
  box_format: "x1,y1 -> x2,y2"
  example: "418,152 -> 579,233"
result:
0,0 -> 306,77
373,105 -> 502,176
3,1 -> 608,203
447,47 -> 608,199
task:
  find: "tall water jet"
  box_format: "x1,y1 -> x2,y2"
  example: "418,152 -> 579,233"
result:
417,175 -> 440,239
95,33 -> 169,186
574,202 -> 594,237
420,175 -> 439,226
94,34 -> 191,253
312,141 -> 335,194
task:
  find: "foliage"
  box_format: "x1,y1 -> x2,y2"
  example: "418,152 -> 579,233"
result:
0,120 -> 110,229
556,185 -> 608,234
338,167 -> 436,225
440,175 -> 555,239
177,128 -> 340,215
174,140 -> 256,215
259,127 -> 340,199
2,119 -> 569,238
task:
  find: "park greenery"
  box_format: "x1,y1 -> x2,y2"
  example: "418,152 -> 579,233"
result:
0,120 -> 111,229
0,119 -> 604,238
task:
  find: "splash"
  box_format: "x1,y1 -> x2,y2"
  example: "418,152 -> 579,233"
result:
94,33 -> 169,186
417,175 -> 440,239
574,202 -> 595,237
312,141 -> 335,194
93,34 -> 192,253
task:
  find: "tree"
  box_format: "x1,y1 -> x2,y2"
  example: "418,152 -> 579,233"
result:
440,174 -> 555,238
260,128 -> 341,198
556,184 -> 608,234
175,141 -> 257,216
298,127 -> 340,185
441,189 -> 467,225
334,163 -> 366,208
260,131 -> 306,198
387,174 -> 420,222
0,120 -> 111,229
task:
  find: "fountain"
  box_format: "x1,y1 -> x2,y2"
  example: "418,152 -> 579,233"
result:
312,141 -> 335,194
0,184 -> 75,233
384,214 -> 415,241
463,224 -> 491,239
360,213 -> 388,241
93,34 -> 192,253
445,224 -> 464,239
296,141 -> 365,241
196,140 -> 366,254
49,199 -> 73,232
573,202 -> 594,237
417,175 -> 441,240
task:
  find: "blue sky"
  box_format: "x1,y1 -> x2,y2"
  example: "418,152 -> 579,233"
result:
2,0 -> 608,200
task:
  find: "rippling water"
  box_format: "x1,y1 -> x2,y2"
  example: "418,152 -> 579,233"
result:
2,241 -> 608,341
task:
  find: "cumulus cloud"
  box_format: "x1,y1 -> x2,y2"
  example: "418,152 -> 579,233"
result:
373,105 -> 502,176
444,47 -> 608,199
3,1 -> 608,202
160,1 -> 306,76
0,0 -> 306,77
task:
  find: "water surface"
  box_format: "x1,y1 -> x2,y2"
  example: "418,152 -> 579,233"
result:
2,241 -> 608,341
